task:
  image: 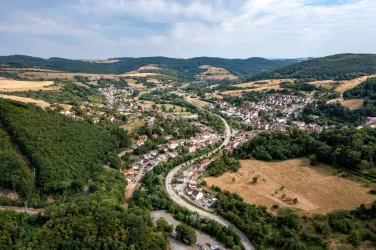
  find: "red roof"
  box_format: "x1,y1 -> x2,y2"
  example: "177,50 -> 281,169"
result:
123,168 -> 135,174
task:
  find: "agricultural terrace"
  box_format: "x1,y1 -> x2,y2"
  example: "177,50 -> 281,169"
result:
206,158 -> 375,215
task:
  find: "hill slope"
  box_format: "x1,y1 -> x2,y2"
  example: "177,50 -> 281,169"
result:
249,54 -> 376,81
0,55 -> 297,80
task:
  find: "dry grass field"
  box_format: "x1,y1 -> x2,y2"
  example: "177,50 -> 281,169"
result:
233,79 -> 294,88
198,65 -> 238,80
126,79 -> 145,89
309,80 -> 335,89
220,85 -> 283,97
334,75 -> 376,93
206,158 -> 375,214
190,98 -> 209,107
120,119 -> 146,132
0,79 -> 57,92
138,65 -> 162,71
0,94 -> 50,109
328,98 -> 365,109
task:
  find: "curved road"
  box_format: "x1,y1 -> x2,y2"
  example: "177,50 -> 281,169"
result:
165,98 -> 255,250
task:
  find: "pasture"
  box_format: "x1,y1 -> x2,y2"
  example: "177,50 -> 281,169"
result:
206,158 -> 375,214
0,79 -> 57,92
328,98 -> 365,110
0,94 -> 50,109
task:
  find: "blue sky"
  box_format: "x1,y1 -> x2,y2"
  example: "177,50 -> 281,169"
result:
0,0 -> 375,59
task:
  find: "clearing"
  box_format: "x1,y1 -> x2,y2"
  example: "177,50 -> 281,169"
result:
126,79 -> 145,89
190,98 -> 209,108
138,64 -> 163,71
81,59 -> 119,64
198,65 -> 238,80
328,98 -> 365,109
120,119 -> 146,132
233,79 -> 294,88
309,75 -> 376,94
0,79 -> 57,92
0,94 -> 50,109
206,158 -> 375,214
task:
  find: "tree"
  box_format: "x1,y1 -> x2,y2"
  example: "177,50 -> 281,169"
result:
252,176 -> 258,184
293,198 -> 298,204
309,154 -> 317,166
175,224 -> 196,244
156,217 -> 173,233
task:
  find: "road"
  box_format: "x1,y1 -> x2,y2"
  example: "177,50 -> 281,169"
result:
165,97 -> 255,250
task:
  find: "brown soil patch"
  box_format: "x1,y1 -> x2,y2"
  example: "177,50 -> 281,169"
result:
125,183 -> 139,200
198,65 -> 238,80
328,98 -> 365,110
0,95 -> 50,109
206,158 -> 375,214
0,80 -> 57,92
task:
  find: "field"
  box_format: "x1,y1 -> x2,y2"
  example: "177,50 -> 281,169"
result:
198,65 -> 238,80
81,59 -> 119,64
190,98 -> 209,107
233,79 -> 294,88
219,85 -> 282,97
335,75 -> 376,93
328,98 -> 365,109
0,94 -> 50,109
206,158 -> 375,214
0,79 -> 57,92
126,79 -> 145,89
138,64 -> 163,71
120,119 -> 146,132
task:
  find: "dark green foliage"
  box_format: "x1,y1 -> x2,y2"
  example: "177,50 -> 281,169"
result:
251,54 -> 376,81
175,224 -> 197,244
309,154 -> 317,166
207,155 -> 240,176
301,100 -> 365,126
0,100 -> 119,194
0,130 -> 36,198
343,77 -> 376,99
234,128 -> 376,171
156,217 -> 174,233
280,81 -> 317,92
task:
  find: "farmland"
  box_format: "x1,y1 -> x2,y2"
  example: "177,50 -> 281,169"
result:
233,79 -> 294,88
198,65 -> 238,80
328,98 -> 365,109
206,158 -> 375,214
189,98 -> 209,107
0,79 -> 57,92
0,94 -> 50,109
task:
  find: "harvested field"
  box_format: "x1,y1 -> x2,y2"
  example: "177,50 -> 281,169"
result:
0,79 -> 57,92
328,98 -> 365,109
0,94 -> 50,109
123,72 -> 160,77
233,79 -> 294,88
206,158 -> 375,214
198,65 -> 238,80
126,79 -> 145,89
335,75 -> 376,93
211,92 -> 224,99
220,85 -> 282,97
138,64 -> 162,71
190,98 -> 209,107
309,80 -> 335,88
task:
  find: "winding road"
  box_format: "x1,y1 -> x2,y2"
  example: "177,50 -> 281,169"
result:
165,97 -> 255,250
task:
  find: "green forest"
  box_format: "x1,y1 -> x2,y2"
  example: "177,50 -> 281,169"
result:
250,54 -> 376,81
0,100 -> 126,195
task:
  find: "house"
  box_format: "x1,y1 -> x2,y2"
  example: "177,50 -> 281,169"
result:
150,150 -> 158,157
124,168 -> 135,176
177,176 -> 186,183
92,117 -> 100,124
125,175 -> 134,183
136,140 -> 144,146
168,140 -> 179,150
184,145 -> 196,153
200,159 -> 211,168
108,116 -> 115,122
191,190 -> 204,200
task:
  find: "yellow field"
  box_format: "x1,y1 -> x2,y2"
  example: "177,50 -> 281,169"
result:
328,98 -> 365,109
220,85 -> 282,97
198,65 -> 238,80
335,75 -> 376,93
126,79 -> 145,89
0,80 -> 57,92
309,80 -> 335,88
190,98 -> 209,107
123,72 -> 160,77
138,65 -> 162,71
0,94 -> 50,109
206,158 -> 375,214
233,79 -> 294,88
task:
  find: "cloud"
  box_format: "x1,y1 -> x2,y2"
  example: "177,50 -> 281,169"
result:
0,0 -> 375,58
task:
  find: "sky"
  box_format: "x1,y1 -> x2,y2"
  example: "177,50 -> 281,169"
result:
0,0 -> 375,59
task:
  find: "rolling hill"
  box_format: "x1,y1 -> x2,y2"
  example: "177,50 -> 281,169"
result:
0,55 -> 297,80
249,54 -> 376,81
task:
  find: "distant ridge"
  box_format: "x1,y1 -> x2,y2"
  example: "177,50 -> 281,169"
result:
0,55 -> 297,80
249,54 -> 376,81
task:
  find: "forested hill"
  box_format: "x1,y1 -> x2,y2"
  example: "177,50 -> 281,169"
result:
0,55 -> 297,79
249,54 -> 376,81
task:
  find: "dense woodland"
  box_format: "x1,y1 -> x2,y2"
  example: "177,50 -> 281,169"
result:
234,128 -> 376,173
0,100 -> 128,195
213,190 -> 376,249
251,54 -> 376,81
